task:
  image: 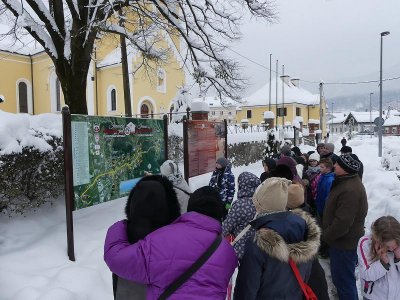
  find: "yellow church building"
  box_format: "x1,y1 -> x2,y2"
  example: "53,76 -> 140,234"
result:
0,32 -> 185,117
236,76 -> 326,133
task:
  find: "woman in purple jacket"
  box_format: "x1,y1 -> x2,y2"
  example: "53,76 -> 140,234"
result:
104,186 -> 238,300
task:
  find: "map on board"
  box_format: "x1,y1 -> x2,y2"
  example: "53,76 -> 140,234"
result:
70,115 -> 165,210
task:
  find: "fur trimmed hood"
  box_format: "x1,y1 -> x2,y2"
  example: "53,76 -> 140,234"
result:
253,209 -> 320,264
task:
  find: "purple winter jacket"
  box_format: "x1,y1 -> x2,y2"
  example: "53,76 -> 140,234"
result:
104,212 -> 238,300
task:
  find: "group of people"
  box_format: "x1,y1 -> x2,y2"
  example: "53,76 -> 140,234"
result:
103,142 -> 400,300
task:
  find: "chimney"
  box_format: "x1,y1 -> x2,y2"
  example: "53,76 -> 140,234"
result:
280,75 -> 290,86
291,78 -> 300,87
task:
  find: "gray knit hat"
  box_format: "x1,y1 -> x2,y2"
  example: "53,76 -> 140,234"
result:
216,157 -> 229,168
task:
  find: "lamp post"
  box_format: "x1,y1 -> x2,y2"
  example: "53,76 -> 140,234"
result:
379,31 -> 390,157
331,102 -> 334,134
369,92 -> 374,137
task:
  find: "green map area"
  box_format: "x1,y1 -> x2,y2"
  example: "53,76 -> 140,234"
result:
70,115 -> 165,210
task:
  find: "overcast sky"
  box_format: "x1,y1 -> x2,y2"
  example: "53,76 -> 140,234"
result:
230,0 -> 400,97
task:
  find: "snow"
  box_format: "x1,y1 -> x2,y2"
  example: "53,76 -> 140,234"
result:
263,111 -> 275,119
1,112 -> 400,299
242,77 -> 320,106
191,100 -> 209,112
384,116 -> 400,126
0,110 -> 62,155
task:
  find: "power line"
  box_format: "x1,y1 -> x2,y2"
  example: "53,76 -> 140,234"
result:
227,47 -> 400,86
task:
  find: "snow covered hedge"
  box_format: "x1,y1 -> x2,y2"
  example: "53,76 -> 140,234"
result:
0,111 -> 64,215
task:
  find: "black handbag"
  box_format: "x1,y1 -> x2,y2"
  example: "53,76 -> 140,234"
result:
158,235 -> 222,300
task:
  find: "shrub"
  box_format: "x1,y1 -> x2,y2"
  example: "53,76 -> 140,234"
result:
0,134 -> 64,216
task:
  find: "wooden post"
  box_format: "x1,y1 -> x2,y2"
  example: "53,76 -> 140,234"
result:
182,117 -> 189,183
224,119 -> 228,158
163,114 -> 169,160
62,106 -> 75,261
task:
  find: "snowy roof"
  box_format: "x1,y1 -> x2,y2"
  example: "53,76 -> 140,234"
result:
329,112 -> 348,124
309,119 -> 320,124
0,25 -> 44,55
97,47 -> 122,68
242,77 -> 320,106
384,116 -> 400,126
347,111 -> 382,123
190,96 -> 236,108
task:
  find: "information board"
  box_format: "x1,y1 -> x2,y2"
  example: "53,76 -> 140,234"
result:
187,120 -> 226,178
70,115 -> 165,209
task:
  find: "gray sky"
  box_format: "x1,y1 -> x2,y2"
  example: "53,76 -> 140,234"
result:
230,0 -> 400,97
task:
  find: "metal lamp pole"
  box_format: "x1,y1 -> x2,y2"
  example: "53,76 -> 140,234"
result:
379,31 -> 390,157
331,102 -> 334,134
369,92 -> 374,137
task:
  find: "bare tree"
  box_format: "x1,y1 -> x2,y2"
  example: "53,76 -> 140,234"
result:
0,0 -> 276,114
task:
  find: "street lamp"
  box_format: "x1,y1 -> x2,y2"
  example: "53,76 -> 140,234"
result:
369,92 -> 374,137
379,31 -> 390,157
331,102 -> 334,135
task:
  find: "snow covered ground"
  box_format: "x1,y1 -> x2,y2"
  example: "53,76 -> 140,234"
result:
1,111 -> 400,299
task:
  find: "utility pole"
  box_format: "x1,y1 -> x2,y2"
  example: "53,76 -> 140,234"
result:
119,9 -> 132,117
370,92 -> 374,138
275,60 -> 278,129
269,54 -> 272,111
319,82 -> 324,133
282,65 -> 285,126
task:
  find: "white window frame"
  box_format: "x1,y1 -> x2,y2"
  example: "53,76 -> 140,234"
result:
16,78 -> 33,114
107,85 -> 118,113
49,71 -> 62,113
156,68 -> 167,93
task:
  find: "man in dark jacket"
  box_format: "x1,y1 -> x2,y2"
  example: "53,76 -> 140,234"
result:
322,155 -> 368,300
234,177 -> 320,300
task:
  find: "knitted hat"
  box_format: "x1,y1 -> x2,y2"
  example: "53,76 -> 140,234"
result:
291,146 -> 302,157
280,145 -> 292,156
160,160 -> 183,185
270,165 -> 294,181
262,157 -> 276,171
125,175 -> 180,243
309,152 -> 320,162
336,154 -> 360,174
216,157 -> 229,168
340,146 -> 352,154
287,184 -> 305,209
187,186 -> 225,221
324,143 -> 335,153
252,177 -> 292,212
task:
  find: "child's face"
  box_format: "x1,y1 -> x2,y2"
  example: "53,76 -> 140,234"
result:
383,240 -> 398,252
309,160 -> 318,167
319,163 -> 331,174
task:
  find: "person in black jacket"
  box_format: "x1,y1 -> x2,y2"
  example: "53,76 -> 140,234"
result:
234,177 -> 320,300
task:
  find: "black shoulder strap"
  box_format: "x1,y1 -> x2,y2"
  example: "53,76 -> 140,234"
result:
173,185 -> 192,196
158,235 -> 222,300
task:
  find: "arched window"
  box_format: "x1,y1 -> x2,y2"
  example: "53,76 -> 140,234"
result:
16,79 -> 33,114
18,82 -> 28,113
107,85 -> 117,113
169,105 -> 174,122
111,89 -> 116,111
55,78 -> 61,112
141,103 -> 149,118
49,72 -> 62,112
